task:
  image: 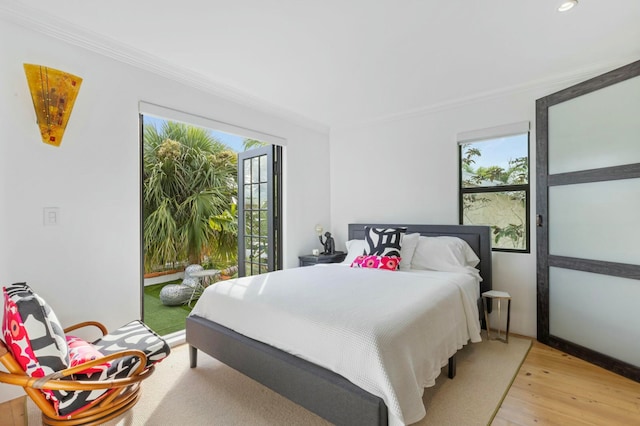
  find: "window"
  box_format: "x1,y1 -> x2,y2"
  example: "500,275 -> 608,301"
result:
458,122 -> 530,252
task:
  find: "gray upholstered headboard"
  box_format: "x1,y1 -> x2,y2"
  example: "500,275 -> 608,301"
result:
347,224 -> 492,298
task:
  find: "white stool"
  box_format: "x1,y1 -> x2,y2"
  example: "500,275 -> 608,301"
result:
482,290 -> 511,343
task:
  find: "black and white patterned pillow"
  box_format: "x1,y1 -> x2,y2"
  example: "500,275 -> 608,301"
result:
364,227 -> 406,257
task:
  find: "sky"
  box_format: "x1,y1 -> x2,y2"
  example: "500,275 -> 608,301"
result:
143,114 -> 527,167
462,133 -> 529,170
142,115 -> 246,153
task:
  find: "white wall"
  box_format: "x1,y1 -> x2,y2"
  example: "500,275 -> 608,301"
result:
0,18 -> 331,402
329,80 -> 595,339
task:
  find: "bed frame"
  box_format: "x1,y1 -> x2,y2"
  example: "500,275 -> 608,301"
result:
186,224 -> 492,426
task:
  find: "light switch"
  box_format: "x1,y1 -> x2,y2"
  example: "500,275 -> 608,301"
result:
43,207 -> 59,226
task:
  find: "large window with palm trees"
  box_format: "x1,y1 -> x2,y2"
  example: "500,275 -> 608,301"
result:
140,113 -> 281,336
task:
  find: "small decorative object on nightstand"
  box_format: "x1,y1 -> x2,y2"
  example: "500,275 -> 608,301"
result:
482,290 -> 511,343
299,251 -> 346,267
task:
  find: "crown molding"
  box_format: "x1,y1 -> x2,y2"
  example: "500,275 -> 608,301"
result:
2,3 -> 636,135
0,2 -> 330,136
334,55 -> 640,131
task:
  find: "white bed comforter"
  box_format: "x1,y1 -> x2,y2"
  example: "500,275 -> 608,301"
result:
190,264 -> 482,425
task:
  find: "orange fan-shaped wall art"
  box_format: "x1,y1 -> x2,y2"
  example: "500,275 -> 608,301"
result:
24,64 -> 83,147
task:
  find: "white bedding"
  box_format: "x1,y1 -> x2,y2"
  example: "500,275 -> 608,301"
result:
190,264 -> 482,425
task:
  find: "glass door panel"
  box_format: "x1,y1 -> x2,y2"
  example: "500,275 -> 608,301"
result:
237,145 -> 281,277
548,75 -> 640,175
550,267 -> 640,366
548,178 -> 640,264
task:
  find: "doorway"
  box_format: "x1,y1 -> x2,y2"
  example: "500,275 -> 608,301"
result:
139,112 -> 282,336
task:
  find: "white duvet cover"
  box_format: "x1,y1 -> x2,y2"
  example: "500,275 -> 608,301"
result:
190,264 -> 482,425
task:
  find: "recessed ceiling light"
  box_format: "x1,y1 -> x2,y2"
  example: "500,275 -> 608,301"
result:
558,0 -> 578,12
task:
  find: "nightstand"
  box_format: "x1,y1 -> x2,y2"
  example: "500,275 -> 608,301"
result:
298,251 -> 346,266
482,290 -> 511,343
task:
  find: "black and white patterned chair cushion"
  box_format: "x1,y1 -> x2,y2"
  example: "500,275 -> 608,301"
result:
2,283 -> 71,412
2,283 -> 69,375
53,320 -> 170,416
92,320 -> 170,368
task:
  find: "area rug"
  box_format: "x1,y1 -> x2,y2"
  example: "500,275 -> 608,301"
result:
26,334 -> 531,425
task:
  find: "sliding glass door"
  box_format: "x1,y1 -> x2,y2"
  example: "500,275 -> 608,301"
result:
536,60 -> 640,381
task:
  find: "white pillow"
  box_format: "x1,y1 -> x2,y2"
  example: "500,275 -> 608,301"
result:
342,239 -> 367,265
462,241 -> 481,267
399,233 -> 420,270
411,236 -> 480,272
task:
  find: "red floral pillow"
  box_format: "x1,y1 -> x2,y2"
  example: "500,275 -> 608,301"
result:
350,255 -> 401,271
66,336 -> 111,373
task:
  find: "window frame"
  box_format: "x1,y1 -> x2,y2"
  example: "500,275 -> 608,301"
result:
458,128 -> 531,254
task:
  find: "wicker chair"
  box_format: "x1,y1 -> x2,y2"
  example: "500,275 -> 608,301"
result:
0,283 -> 170,425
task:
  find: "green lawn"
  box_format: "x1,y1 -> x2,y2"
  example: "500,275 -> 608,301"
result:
143,281 -> 193,336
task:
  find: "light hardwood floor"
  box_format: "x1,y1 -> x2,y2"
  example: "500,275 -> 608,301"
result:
493,340 -> 640,425
0,396 -> 26,426
2,341 -> 639,425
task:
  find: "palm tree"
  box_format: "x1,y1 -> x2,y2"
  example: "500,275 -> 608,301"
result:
242,139 -> 268,151
143,120 -> 238,272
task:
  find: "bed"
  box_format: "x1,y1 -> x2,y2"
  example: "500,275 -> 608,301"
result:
186,224 -> 492,425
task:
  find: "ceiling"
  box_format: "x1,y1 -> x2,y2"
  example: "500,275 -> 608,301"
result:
7,1 -> 640,128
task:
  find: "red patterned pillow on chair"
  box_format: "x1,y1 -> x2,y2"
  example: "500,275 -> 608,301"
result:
66,336 -> 111,373
350,255 -> 401,271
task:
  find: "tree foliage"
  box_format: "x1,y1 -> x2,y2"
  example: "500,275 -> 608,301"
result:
462,145 -> 528,187
242,139 -> 268,151
143,121 -> 238,271
461,143 -> 528,249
